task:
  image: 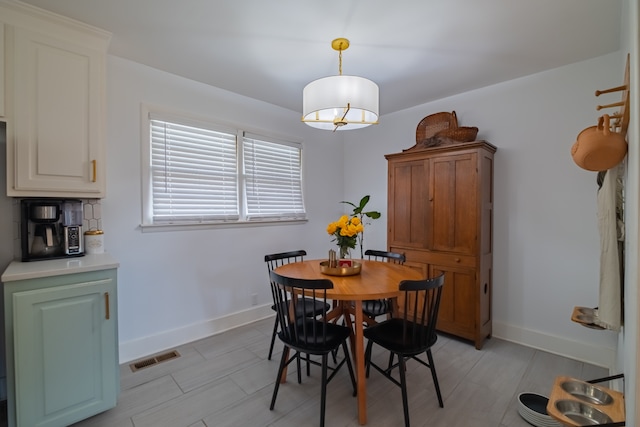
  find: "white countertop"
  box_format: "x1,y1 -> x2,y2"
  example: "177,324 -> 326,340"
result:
1,253 -> 120,282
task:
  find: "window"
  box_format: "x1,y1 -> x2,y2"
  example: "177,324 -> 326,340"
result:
142,110 -> 305,227
243,134 -> 305,221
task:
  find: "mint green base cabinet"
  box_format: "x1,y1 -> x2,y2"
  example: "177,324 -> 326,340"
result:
3,268 -> 119,427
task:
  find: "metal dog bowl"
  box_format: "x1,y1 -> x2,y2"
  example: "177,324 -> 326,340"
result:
574,314 -> 603,329
560,380 -> 613,405
576,307 -> 595,315
554,400 -> 613,425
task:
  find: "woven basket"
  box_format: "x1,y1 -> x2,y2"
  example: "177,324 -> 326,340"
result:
435,126 -> 478,142
416,111 -> 458,143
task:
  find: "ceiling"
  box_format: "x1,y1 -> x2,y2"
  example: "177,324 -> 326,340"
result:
16,0 -> 622,116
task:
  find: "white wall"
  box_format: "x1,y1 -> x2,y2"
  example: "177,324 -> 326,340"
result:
106,50 -> 627,372
105,56 -> 349,362
343,53 -> 624,368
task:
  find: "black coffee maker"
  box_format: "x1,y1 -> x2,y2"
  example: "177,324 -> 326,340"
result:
21,199 -> 85,261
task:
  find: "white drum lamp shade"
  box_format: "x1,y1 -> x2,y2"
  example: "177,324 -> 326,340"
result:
303,75 -> 379,131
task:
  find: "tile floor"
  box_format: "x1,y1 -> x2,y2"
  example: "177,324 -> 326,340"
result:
5,317 -> 611,427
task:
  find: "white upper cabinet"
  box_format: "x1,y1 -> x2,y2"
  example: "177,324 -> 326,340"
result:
2,1 -> 111,197
10,27 -> 105,196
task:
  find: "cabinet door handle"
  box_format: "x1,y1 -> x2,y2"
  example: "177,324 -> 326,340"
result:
92,160 -> 97,182
105,292 -> 110,320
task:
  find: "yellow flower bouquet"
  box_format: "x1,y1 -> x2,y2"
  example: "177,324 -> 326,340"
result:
327,215 -> 364,259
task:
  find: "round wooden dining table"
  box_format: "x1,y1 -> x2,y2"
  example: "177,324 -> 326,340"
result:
274,259 -> 423,425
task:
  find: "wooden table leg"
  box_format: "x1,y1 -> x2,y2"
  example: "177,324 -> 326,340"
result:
343,304 -> 356,353
325,300 -> 344,323
279,347 -> 289,383
353,300 -> 367,425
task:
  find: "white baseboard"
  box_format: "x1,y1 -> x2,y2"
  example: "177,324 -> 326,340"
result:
492,320 -> 616,370
118,311 -> 617,370
118,304 -> 274,363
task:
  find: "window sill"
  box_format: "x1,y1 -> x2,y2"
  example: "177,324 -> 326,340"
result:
139,218 -> 308,233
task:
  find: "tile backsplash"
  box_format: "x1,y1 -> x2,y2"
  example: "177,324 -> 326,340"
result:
12,198 -> 102,260
83,199 -> 103,231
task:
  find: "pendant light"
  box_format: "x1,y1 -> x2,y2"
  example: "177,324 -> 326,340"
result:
302,38 -> 379,131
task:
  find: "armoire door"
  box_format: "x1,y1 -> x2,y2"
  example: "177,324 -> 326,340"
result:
429,151 -> 478,254
388,158 -> 429,249
429,262 -> 476,340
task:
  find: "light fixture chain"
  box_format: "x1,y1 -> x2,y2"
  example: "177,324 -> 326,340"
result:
338,48 -> 343,76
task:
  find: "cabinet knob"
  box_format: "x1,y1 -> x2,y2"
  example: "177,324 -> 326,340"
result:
454,258 -> 461,263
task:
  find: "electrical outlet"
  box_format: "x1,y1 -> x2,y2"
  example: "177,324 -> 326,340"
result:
251,293 -> 258,306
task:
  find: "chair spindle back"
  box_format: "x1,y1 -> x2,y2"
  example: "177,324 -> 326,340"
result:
265,250 -> 306,273
268,270 -> 333,350
399,274 -> 445,349
364,249 -> 406,264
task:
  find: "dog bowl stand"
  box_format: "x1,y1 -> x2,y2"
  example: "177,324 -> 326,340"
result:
547,374 -> 625,426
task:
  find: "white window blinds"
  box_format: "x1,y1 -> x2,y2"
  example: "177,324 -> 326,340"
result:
146,112 -> 306,226
150,118 -> 239,223
243,134 -> 305,220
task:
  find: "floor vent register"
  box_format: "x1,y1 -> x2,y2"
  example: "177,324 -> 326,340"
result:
129,350 -> 181,372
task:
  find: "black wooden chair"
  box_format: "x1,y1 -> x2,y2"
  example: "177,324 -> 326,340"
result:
361,249 -> 406,324
264,250 -> 330,361
268,270 -> 357,427
363,274 -> 445,427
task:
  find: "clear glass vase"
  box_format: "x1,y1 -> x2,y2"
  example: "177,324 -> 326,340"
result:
339,246 -> 350,259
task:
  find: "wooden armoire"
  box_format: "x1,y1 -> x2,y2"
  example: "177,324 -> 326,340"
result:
386,141 -> 496,349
